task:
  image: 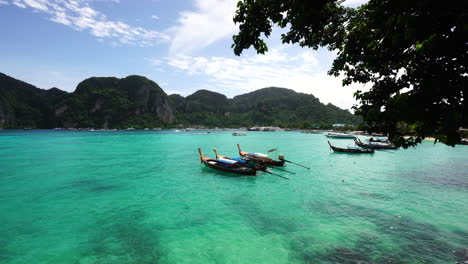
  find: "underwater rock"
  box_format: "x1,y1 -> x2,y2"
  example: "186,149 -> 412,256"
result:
454,248 -> 468,264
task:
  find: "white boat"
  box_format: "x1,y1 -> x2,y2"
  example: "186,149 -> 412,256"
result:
325,133 -> 356,139
232,132 -> 247,136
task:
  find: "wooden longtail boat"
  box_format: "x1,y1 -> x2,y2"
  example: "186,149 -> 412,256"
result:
213,148 -> 290,179
328,141 -> 374,153
237,144 -> 285,166
369,138 -> 390,143
354,139 -> 397,150
198,148 -> 257,175
213,148 -> 266,171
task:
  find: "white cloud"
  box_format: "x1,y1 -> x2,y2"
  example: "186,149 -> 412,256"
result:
168,0 -> 237,54
10,0 -> 169,46
151,15 -> 159,20
0,0 -> 9,5
12,0 -> 26,8
153,49 -> 368,110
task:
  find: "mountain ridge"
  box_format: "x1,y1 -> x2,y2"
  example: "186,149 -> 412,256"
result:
0,72 -> 361,129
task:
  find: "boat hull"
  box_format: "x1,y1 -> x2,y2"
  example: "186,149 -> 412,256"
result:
202,158 -> 257,175
240,153 -> 285,166
328,141 -> 374,153
326,134 -> 357,139
355,139 -> 397,150
330,145 -> 374,153
237,144 -> 285,167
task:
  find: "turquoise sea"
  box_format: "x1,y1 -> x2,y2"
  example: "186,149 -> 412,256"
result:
0,130 -> 467,264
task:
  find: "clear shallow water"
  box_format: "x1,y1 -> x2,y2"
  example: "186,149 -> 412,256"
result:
0,130 -> 467,264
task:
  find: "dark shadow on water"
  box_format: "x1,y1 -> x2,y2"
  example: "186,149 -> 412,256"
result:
0,240 -> 14,263
201,167 -> 258,180
313,247 -> 373,264
77,209 -> 164,264
399,162 -> 468,190
452,229 -> 468,245
225,195 -> 305,236
357,192 -> 393,201
87,185 -> 118,192
288,201 -> 461,263
70,179 -> 122,193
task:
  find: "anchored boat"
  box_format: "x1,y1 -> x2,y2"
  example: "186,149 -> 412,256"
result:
198,148 -> 257,175
325,133 -> 357,139
328,141 -> 374,153
355,139 -> 397,150
237,144 -> 285,166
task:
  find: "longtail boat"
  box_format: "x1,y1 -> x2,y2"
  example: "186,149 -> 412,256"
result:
213,148 -> 266,171
237,144 -> 285,166
325,133 -> 357,139
198,148 -> 256,175
354,139 -> 397,150
328,141 -> 374,154
369,137 -> 390,143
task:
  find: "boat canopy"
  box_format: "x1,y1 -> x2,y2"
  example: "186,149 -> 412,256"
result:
231,157 -> 247,163
252,153 -> 269,157
217,158 -> 238,164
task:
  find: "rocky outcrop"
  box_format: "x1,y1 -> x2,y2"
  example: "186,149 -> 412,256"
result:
55,75 -> 174,128
0,73 -> 68,128
119,75 -> 175,123
0,73 -> 175,129
0,96 -> 13,128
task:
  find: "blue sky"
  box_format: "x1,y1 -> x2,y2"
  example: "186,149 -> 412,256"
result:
0,0 -> 368,110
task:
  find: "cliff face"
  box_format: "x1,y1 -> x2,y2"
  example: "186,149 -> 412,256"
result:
0,73 -> 174,129
119,75 -> 174,123
56,75 -> 175,128
0,73 -> 68,128
0,96 -> 13,128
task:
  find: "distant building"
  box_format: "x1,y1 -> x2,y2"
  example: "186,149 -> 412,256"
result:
248,126 -> 284,132
332,124 -> 346,128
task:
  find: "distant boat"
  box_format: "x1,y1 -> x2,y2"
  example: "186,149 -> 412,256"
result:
232,132 -> 247,136
369,138 -> 389,143
355,139 -> 397,150
302,130 -> 322,134
325,133 -> 356,139
328,141 -> 374,154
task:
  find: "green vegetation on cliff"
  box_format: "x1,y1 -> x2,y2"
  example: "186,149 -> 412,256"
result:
0,73 -> 174,129
170,87 -> 361,128
56,75 -> 174,128
0,73 -> 67,128
1,72 -> 360,129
